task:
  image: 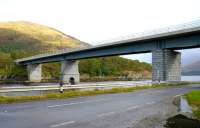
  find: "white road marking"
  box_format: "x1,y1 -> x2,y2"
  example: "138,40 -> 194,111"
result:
48,99 -> 108,108
50,121 -> 75,128
126,105 -> 139,111
97,111 -> 115,117
146,101 -> 155,105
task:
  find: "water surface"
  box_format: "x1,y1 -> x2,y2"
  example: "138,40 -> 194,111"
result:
181,75 -> 200,81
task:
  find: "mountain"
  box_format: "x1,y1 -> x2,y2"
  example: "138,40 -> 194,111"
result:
181,48 -> 200,67
0,21 -> 90,56
0,21 -> 151,81
182,60 -> 200,75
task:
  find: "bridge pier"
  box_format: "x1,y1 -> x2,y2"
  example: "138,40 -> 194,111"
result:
152,50 -> 181,82
27,64 -> 42,82
60,60 -> 80,84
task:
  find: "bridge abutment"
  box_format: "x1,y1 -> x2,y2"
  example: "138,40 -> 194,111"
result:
152,50 -> 181,82
27,64 -> 42,82
60,60 -> 80,84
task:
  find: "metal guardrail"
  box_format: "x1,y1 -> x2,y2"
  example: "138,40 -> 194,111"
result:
15,20 -> 200,63
0,84 -> 152,93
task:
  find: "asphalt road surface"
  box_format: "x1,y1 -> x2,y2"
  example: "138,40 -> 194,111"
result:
0,84 -> 199,128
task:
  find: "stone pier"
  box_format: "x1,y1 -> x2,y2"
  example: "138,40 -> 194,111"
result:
27,64 -> 42,82
60,60 -> 80,84
152,50 -> 181,82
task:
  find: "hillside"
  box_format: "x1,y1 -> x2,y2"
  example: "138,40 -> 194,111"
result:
0,21 -> 152,81
182,60 -> 200,75
0,21 -> 90,55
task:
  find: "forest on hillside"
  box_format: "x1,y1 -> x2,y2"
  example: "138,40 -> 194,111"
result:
0,51 -> 152,82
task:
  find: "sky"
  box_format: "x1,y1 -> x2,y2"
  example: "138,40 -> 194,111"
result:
0,0 -> 200,65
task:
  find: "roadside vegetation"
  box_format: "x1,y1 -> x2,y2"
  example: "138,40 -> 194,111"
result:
185,90 -> 200,119
0,82 -> 190,104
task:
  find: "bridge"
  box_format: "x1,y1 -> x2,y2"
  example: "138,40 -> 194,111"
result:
15,20 -> 200,84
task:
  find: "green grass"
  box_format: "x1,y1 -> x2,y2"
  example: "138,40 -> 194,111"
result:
185,90 -> 200,119
0,82 -> 191,104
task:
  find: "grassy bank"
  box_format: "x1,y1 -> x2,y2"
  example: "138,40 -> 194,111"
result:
186,90 -> 200,119
0,82 -> 191,104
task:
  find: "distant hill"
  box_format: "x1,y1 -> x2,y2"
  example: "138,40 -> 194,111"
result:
0,21 -> 90,56
182,60 -> 200,75
0,21 -> 151,81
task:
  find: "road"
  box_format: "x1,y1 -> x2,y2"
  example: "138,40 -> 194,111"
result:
0,84 -> 199,128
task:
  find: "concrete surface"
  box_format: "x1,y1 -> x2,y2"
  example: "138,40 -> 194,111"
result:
61,60 -> 80,84
27,64 -> 42,82
152,50 -> 181,82
0,84 -> 199,128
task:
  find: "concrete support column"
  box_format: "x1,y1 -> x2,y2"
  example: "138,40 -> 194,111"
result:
152,50 -> 181,82
61,60 -> 80,84
27,64 -> 42,82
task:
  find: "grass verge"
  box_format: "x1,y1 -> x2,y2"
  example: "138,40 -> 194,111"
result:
185,90 -> 200,119
0,82 -> 192,104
